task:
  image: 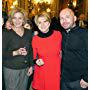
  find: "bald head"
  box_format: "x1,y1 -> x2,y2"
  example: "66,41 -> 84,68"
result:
59,8 -> 77,30
60,8 -> 75,17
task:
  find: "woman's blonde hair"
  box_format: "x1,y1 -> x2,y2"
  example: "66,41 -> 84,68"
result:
8,7 -> 28,25
34,12 -> 51,26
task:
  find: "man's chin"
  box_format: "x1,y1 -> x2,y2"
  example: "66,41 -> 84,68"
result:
63,27 -> 68,30
62,25 -> 69,29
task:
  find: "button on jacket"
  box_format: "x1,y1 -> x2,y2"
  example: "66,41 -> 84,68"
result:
2,28 -> 33,69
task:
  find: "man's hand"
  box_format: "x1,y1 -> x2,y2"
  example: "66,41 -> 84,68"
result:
80,79 -> 88,88
34,31 -> 38,35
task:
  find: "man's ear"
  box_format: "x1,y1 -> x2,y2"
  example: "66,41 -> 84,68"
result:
74,16 -> 77,22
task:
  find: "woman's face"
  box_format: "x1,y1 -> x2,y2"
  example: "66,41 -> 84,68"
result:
37,16 -> 50,33
12,12 -> 24,28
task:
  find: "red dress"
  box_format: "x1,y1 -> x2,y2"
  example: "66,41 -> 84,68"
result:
32,30 -> 62,90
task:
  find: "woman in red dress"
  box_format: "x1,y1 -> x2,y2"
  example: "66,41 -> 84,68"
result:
32,12 -> 62,90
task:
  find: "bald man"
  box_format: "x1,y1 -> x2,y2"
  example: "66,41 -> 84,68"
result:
59,8 -> 88,90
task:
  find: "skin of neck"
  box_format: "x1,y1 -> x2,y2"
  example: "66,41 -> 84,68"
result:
13,26 -> 24,31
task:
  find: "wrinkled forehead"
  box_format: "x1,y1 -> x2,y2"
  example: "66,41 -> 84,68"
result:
60,9 -> 74,17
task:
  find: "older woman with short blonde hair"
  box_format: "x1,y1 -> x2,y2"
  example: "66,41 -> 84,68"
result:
8,7 -> 28,26
2,7 -> 33,90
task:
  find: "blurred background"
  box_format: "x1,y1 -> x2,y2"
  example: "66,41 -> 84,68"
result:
2,0 -> 88,20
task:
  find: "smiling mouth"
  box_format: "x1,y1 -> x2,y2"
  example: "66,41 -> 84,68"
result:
15,23 -> 21,25
63,24 -> 68,27
41,27 -> 46,29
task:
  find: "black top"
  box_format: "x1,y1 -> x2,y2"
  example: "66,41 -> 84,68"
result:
2,28 -> 34,69
38,29 -> 53,38
61,26 -> 88,82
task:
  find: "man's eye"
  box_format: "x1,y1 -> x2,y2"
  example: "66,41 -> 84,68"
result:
66,16 -> 70,18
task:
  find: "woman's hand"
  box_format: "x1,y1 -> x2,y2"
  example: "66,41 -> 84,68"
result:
13,48 -> 27,56
27,66 -> 33,76
36,59 -> 44,66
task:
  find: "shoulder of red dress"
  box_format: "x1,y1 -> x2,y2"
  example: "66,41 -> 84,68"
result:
53,30 -> 61,34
